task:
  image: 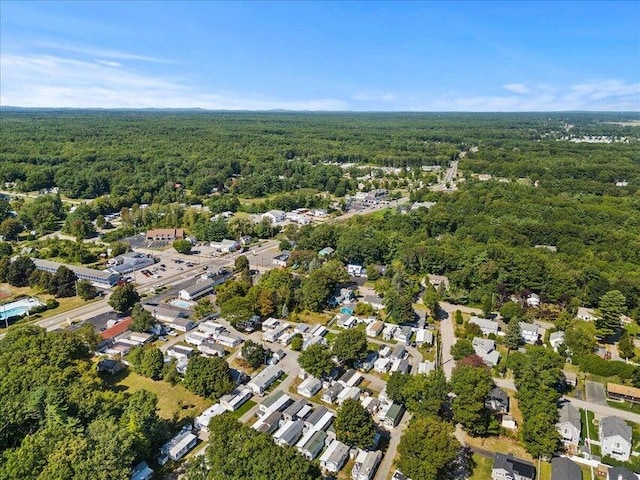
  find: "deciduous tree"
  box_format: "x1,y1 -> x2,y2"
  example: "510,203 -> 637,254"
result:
334,398 -> 376,449
298,344 -> 334,378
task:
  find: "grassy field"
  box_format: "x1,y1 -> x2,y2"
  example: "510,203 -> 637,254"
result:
103,369 -> 212,421
229,400 -> 256,420
469,455 -> 493,480
607,399 -> 640,414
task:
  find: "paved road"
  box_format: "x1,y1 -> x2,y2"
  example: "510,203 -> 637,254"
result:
437,302 -> 481,381
493,378 -> 640,424
374,412 -> 411,480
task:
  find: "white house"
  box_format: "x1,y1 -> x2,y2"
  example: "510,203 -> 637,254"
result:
352,450 -> 382,480
526,293 -> 541,307
298,377 -> 323,398
216,333 -> 242,348
247,365 -> 282,396
262,210 -> 286,223
273,420 -> 305,447
417,361 -> 435,375
185,331 -> 209,346
576,307 -> 597,322
415,328 -> 433,346
159,429 -> 197,464
549,331 -> 565,352
519,322 -> 540,344
556,403 -> 581,451
394,326 -> 413,344
366,321 -> 384,338
220,387 -> 253,412
337,386 -> 361,405
347,264 -> 364,277
297,429 -> 328,460
179,279 -> 218,301
319,440 -> 350,473
599,416 -> 632,461
382,324 -> 398,341
469,316 -> 499,336
194,403 -> 227,431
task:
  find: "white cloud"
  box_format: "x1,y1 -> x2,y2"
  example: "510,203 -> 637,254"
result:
425,80 -> 640,111
352,92 -> 398,102
0,53 -> 349,110
33,41 -> 173,64
503,83 -> 530,94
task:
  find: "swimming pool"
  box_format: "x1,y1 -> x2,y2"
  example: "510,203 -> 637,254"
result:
0,298 -> 45,321
169,299 -> 195,310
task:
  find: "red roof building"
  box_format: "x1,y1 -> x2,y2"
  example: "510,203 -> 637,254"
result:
100,317 -> 132,340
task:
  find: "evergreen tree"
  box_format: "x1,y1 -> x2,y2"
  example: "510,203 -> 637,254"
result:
596,290 -> 626,339
505,320 -> 523,351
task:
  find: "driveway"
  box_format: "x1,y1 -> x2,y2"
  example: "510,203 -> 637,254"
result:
585,381 -> 607,406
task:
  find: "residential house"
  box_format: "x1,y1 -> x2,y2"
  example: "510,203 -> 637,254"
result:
304,406 -> 333,432
170,317 -> 195,332
253,411 -> 283,434
427,274 -> 450,290
380,403 -> 404,429
220,387 -> 252,412
146,228 -> 184,241
577,307 -> 597,322
373,357 -> 391,373
247,365 -> 282,396
166,345 -> 194,360
194,403 -> 227,431
319,440 -> 350,473
337,386 -> 361,405
262,317 -> 281,331
519,322 -> 540,345
198,341 -> 225,357
563,370 -> 578,388
390,358 -> 410,374
378,345 -> 392,357
492,453 -> 536,480
390,344 -> 407,361
263,324 -> 289,343
556,403 -> 581,451
472,337 -> 501,367
526,293 -> 541,307
415,328 -> 433,346
259,390 -> 292,416
144,304 -> 186,324
606,383 -> 640,404
322,382 -> 344,405
347,263 -> 364,277
485,387 -> 510,414
269,349 -> 286,365
361,294 -> 384,310
417,361 -> 435,375
469,316 -> 499,336
354,351 -> 378,372
383,324 -> 399,341
262,210 -> 286,223
549,331 -> 565,352
131,461 -> 154,480
394,326 -> 413,344
273,420 -> 305,447
340,303 -> 357,315
338,369 -> 363,388
352,450 -> 382,480
97,359 -> 125,375
319,247 -> 335,257
501,415 -> 517,430
159,429 -> 197,464
298,377 -> 323,398
283,398 -> 309,422
607,466 -> 638,480
216,333 -> 242,348
297,429 -> 328,460
599,416 -> 632,461
366,321 -> 384,338
272,251 -> 291,268
185,331 -> 209,346
337,314 -> 358,329
551,457 -> 582,480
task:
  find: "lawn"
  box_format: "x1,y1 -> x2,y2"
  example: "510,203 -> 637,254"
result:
229,400 -> 256,420
607,399 -> 640,415
103,370 -> 212,421
469,454 -> 493,480
581,410 -> 599,442
296,310 -> 331,326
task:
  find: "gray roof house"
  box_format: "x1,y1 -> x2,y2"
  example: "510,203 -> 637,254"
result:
485,387 -> 509,413
469,316 -> 499,336
352,450 -> 382,480
319,439 -> 350,473
259,390 -> 292,415
273,419 -> 305,447
322,382 -> 344,404
607,466 -> 638,480
390,344 -> 406,361
519,322 -> 540,344
247,365 -> 282,396
599,416 -> 632,461
253,410 -> 282,435
283,398 -> 309,422
304,406 -> 334,432
492,453 -> 536,480
551,457 -> 582,480
556,403 -> 581,448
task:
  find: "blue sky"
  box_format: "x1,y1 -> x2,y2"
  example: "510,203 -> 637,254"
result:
1,1 -> 639,111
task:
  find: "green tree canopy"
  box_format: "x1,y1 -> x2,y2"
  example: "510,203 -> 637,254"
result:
298,344 -> 334,378
241,340 -> 269,369
108,283 -> 140,313
596,290 -> 626,339
332,329 -> 368,366
130,303 -> 155,332
183,355 -> 233,400
334,398 -> 376,449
